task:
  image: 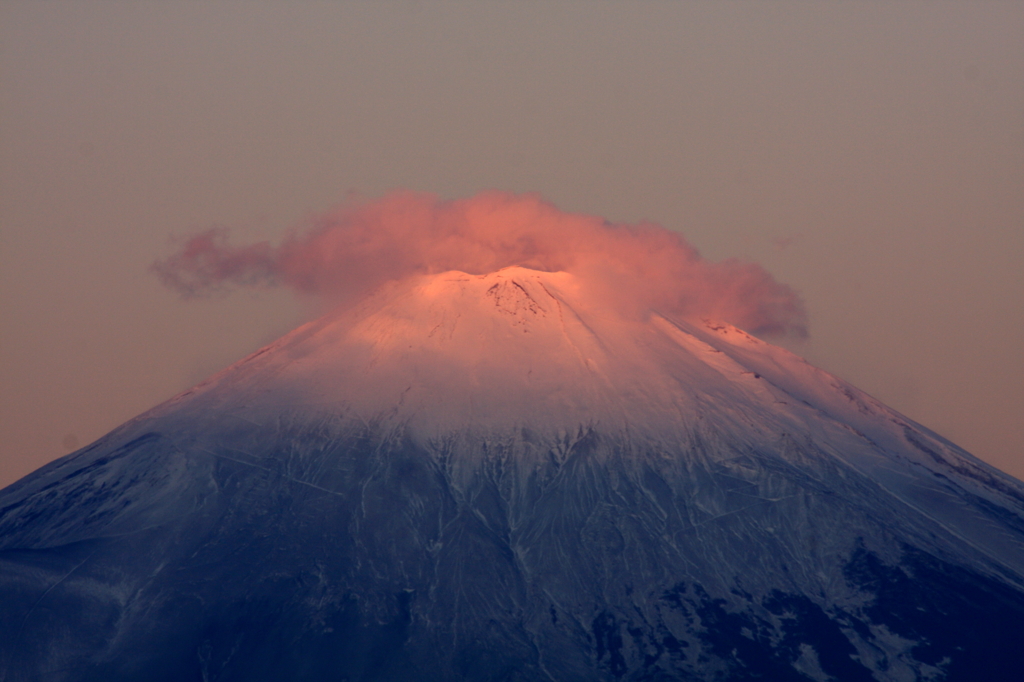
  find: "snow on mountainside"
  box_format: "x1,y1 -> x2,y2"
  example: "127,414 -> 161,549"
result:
2,266 -> 1024,681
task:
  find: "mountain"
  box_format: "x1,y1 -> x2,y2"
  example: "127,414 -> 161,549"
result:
2,266 -> 1023,681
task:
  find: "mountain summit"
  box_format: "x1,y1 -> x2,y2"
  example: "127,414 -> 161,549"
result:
2,267 -> 1023,681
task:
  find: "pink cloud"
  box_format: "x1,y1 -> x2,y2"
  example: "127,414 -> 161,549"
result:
152,191 -> 807,337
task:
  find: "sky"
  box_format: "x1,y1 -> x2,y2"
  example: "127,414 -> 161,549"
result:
1,1 -> 1022,487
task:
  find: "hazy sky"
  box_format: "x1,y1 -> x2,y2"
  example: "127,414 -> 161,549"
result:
1,1 -> 1022,487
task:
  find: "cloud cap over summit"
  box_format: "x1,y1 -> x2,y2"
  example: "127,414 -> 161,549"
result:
153,191 -> 807,338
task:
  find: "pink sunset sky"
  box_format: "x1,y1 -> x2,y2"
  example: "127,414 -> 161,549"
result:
1,2 -> 1022,486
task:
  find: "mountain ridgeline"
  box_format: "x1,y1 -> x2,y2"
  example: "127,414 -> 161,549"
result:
2,267 -> 1023,681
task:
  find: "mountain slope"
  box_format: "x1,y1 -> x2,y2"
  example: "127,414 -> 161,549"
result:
2,267 -> 1023,681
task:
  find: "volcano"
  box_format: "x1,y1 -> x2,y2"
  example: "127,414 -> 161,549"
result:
2,266 -> 1023,681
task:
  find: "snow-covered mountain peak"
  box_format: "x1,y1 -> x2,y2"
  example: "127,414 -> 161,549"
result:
5,267 -> 1024,681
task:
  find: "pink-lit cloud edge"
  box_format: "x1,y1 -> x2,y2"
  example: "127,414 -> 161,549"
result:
153,191 -> 807,338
